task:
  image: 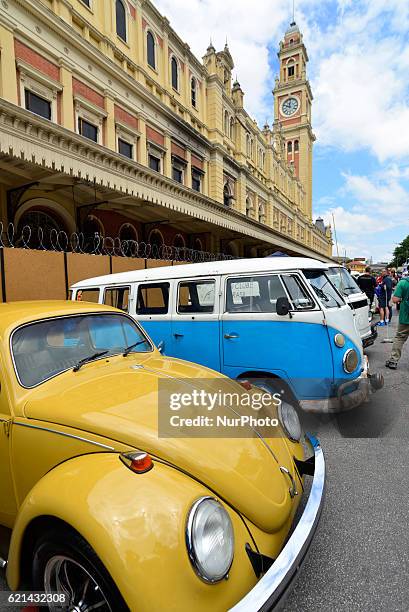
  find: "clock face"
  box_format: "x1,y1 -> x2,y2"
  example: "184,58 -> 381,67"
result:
281,97 -> 299,116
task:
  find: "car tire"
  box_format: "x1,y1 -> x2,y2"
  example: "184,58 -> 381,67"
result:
32,527 -> 129,612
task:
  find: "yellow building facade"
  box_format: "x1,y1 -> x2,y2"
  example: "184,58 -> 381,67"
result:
0,0 -> 332,258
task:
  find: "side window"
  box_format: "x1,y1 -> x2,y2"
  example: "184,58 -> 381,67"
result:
226,275 -> 287,313
281,275 -> 315,310
104,287 -> 130,312
136,282 -> 169,315
76,289 -> 100,303
178,280 -> 215,314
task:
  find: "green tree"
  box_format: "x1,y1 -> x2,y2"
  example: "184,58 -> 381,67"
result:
390,235 -> 409,267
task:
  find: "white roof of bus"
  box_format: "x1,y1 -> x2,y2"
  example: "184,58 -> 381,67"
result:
72,257 -> 330,289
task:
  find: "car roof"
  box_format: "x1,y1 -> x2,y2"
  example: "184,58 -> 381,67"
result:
0,301 -> 119,333
72,257 -> 330,288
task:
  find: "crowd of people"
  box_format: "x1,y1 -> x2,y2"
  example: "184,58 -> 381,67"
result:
356,266 -> 409,370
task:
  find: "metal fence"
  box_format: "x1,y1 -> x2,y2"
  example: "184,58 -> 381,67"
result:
0,222 -> 234,263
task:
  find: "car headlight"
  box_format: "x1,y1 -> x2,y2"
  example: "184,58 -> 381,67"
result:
278,401 -> 302,442
186,497 -> 234,583
343,348 -> 359,373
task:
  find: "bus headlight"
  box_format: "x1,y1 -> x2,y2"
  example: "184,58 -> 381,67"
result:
334,333 -> 345,348
278,401 -> 302,442
186,497 -> 234,583
343,348 -> 359,373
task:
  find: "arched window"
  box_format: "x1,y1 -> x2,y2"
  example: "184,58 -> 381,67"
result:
149,229 -> 164,249
171,57 -> 178,90
230,117 -> 234,140
287,141 -> 293,153
258,203 -> 266,223
83,215 -> 105,253
116,0 -> 127,42
191,77 -> 197,108
246,134 -> 250,156
294,139 -> 299,152
287,58 -> 295,78
194,237 -> 203,251
17,208 -> 66,249
173,234 -> 185,248
119,223 -> 138,243
147,31 -> 155,69
223,182 -> 232,207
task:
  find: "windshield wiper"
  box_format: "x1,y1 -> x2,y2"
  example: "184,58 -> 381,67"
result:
122,339 -> 150,357
312,285 -> 329,301
73,351 -> 109,372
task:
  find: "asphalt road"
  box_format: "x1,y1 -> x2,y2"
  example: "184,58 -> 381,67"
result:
283,315 -> 409,612
1,315 -> 408,611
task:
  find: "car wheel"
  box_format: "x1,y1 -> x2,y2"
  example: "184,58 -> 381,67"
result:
32,527 -> 128,612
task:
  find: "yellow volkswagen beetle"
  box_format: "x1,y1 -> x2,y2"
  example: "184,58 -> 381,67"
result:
0,301 -> 325,611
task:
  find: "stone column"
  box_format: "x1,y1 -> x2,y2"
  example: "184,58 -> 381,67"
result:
59,59 -> 74,130
138,115 -> 147,165
104,91 -> 116,151
164,132 -> 172,178
185,149 -> 192,189
0,23 -> 18,104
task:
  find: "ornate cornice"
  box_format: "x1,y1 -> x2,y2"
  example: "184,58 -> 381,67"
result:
0,99 -> 331,258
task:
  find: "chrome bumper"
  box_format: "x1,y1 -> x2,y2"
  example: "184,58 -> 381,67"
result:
299,356 -> 383,413
229,434 -> 325,612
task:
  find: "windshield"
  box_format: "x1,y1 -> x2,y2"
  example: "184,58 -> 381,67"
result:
12,314 -> 152,388
302,269 -> 344,309
326,266 -> 362,296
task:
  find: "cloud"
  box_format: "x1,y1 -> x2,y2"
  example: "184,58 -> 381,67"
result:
154,0 -> 290,122
153,0 -> 409,260
319,170 -> 409,260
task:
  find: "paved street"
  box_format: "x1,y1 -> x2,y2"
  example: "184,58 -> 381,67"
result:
1,316 -> 408,611
283,314 -> 409,612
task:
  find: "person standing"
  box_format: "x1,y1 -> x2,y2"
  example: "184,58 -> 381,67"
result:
385,277 -> 409,369
377,269 -> 393,326
357,266 -> 376,308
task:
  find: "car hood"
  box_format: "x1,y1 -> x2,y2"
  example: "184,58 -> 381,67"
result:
24,353 -> 295,533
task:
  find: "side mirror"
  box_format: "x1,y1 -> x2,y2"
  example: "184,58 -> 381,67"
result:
157,340 -> 165,354
276,296 -> 291,316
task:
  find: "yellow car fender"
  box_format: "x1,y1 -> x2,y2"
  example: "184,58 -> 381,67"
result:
7,452 -> 258,612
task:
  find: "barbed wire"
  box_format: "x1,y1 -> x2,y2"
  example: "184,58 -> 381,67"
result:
0,222 -> 235,262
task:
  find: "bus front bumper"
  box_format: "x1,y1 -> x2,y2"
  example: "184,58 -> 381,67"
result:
299,357 -> 384,413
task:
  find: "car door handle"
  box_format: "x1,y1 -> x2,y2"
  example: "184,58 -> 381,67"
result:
224,333 -> 239,339
173,333 -> 184,338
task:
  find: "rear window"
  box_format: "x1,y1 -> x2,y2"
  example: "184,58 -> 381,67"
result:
178,280 -> 215,313
136,282 -> 169,315
76,289 -> 100,303
104,287 -> 130,312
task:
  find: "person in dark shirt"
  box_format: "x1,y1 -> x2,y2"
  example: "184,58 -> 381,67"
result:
377,269 -> 393,326
357,266 -> 376,307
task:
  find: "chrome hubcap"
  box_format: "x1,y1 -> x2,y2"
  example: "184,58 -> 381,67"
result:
44,555 -> 112,612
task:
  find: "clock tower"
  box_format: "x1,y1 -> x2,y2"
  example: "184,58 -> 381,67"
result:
273,21 -> 315,219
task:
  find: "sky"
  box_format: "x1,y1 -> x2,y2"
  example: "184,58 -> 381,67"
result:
154,0 -> 409,263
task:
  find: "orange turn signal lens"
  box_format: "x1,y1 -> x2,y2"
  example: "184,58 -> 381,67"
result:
120,451 -> 153,474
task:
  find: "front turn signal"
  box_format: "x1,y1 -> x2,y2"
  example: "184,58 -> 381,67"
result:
120,451 -> 153,474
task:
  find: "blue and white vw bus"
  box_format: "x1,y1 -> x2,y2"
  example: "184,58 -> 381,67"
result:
71,258 -> 384,413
